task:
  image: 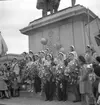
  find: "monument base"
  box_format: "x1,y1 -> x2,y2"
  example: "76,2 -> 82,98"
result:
20,91 -> 76,101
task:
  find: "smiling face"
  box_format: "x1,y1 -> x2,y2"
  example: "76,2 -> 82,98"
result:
40,52 -> 45,58
46,55 -> 51,61
35,55 -> 39,61
58,53 -> 64,60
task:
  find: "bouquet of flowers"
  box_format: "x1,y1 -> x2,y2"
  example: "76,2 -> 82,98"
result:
64,60 -> 79,85
22,62 -> 38,84
55,65 -> 65,83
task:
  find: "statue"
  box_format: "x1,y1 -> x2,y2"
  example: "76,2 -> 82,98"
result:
36,0 -> 76,17
36,0 -> 61,17
71,0 -> 76,7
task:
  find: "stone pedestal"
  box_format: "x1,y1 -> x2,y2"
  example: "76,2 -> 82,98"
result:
20,5 -> 96,54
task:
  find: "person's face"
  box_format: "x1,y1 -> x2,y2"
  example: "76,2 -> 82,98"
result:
70,46 -> 74,52
45,49 -> 49,54
58,54 -> 63,60
13,59 -> 17,63
35,55 -> 39,61
28,57 -> 31,62
86,47 -> 91,52
46,55 -> 51,61
40,52 -> 45,58
29,52 -> 33,56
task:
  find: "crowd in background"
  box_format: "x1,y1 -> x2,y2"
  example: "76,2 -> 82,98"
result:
0,45 -> 100,105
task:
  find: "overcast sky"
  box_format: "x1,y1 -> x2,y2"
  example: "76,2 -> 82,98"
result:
0,0 -> 100,54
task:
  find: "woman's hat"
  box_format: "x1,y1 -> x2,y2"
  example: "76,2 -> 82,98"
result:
58,52 -> 64,56
40,50 -> 45,54
70,45 -> 75,48
29,50 -> 33,54
87,45 -> 91,49
46,54 -> 52,58
34,54 -> 39,56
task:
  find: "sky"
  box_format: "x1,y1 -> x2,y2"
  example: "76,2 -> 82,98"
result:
0,0 -> 100,54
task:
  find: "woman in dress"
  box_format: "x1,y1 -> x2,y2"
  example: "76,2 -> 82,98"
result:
78,55 -> 95,105
56,52 -> 67,101
44,54 -> 55,101
0,71 -> 9,99
33,54 -> 41,94
85,45 -> 93,64
67,52 -> 81,102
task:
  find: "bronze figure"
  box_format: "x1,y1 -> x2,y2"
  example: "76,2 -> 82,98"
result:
36,0 -> 76,17
36,0 -> 61,17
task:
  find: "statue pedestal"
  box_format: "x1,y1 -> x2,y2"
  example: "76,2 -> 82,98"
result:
20,5 -> 95,54
20,91 -> 75,101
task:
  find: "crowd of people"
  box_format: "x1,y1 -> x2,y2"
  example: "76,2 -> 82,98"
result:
0,45 -> 100,105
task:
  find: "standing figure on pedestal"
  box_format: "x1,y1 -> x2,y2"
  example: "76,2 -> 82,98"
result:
71,0 -> 76,7
36,0 -> 61,17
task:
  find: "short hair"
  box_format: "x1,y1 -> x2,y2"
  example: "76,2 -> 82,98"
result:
78,55 -> 86,64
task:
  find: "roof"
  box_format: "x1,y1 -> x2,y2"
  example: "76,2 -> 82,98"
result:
20,4 -> 97,35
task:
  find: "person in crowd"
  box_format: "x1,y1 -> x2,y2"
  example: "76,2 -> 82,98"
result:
44,48 -> 50,55
29,50 -> 35,62
56,52 -> 68,101
33,54 -> 41,94
67,52 -> 81,102
91,47 -> 98,64
11,75 -> 19,97
78,55 -> 95,105
11,58 -> 21,97
3,68 -> 11,98
34,54 -> 39,64
39,51 -> 46,65
0,70 -> 9,99
64,54 -> 70,67
26,56 -> 34,92
69,45 -> 78,60
44,54 -> 56,101
85,45 -> 93,64
92,56 -> 100,103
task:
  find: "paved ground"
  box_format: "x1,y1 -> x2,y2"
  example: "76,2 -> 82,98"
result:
0,92 -> 81,105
